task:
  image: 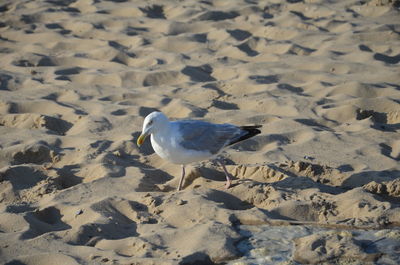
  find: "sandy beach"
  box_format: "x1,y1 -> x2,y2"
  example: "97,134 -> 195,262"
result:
1,0 -> 399,264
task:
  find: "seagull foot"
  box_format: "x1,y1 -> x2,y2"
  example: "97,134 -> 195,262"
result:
224,180 -> 231,189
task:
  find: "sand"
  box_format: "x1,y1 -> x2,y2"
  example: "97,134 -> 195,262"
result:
0,0 -> 399,264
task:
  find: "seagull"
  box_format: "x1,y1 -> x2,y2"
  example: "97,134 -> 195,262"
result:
137,111 -> 261,191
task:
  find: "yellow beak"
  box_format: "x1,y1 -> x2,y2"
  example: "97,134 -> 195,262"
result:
137,133 -> 147,147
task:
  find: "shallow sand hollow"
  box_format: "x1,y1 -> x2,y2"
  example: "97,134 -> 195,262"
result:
0,0 -> 400,264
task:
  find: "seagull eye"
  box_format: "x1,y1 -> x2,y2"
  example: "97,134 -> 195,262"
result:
148,120 -> 153,126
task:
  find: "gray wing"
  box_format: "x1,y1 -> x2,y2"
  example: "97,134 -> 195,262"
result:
175,120 -> 245,154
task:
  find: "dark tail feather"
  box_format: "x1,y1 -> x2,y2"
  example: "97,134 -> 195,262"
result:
228,125 -> 262,146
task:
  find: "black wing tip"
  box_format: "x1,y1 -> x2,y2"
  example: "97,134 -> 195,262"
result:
240,125 -> 262,137
228,125 -> 262,146
240,125 -> 262,130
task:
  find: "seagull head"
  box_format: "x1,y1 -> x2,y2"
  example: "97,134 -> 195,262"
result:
137,111 -> 169,147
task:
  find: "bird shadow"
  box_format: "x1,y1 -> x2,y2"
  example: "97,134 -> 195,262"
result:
131,131 -> 154,156
197,166 -> 230,182
137,166 -> 174,192
122,152 -> 174,192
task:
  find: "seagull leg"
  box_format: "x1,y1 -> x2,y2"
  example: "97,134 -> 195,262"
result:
217,159 -> 231,189
177,165 -> 185,191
